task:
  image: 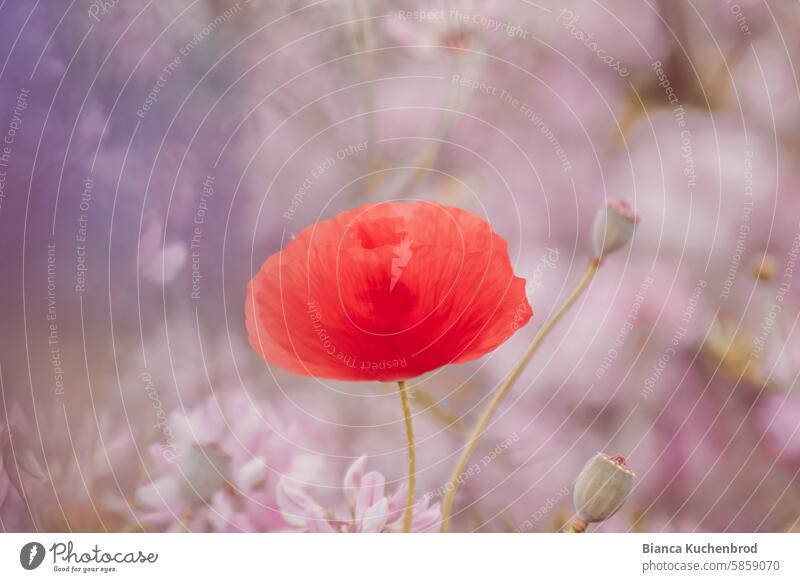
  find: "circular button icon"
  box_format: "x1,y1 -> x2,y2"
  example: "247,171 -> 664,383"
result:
20,542 -> 46,570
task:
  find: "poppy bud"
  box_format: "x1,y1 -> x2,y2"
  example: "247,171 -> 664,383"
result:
572,453 -> 635,528
592,200 -> 639,258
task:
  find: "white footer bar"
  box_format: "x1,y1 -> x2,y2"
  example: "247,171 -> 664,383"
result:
1,533 -> 798,581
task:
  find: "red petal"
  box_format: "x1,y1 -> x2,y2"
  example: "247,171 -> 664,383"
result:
246,201 -> 532,381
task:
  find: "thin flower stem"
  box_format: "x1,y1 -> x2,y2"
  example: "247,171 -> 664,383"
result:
397,380 -> 416,533
564,517 -> 588,533
439,258 -> 602,531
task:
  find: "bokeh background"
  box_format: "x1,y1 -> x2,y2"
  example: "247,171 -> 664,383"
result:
2,0 -> 800,532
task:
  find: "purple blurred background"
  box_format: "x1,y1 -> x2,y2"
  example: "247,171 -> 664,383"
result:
1,0 -> 800,532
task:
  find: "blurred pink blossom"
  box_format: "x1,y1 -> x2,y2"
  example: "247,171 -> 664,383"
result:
136,391 -> 320,532
277,455 -> 441,532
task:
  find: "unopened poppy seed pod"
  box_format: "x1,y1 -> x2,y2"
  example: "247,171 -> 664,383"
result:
592,200 -> 639,258
573,453 -> 635,526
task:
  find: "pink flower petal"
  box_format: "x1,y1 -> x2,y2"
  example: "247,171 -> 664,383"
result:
235,456 -> 266,491
343,455 -> 367,506
386,482 -> 408,523
306,506 -> 336,533
276,478 -> 320,528
410,502 -> 442,533
355,470 -> 385,522
359,497 -> 389,533
207,490 -> 236,532
137,476 -> 181,510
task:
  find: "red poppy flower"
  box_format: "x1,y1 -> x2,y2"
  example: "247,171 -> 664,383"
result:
245,201 -> 532,381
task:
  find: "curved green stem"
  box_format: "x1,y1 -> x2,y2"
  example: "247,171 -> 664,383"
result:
397,380 -> 416,532
439,258 -> 601,531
